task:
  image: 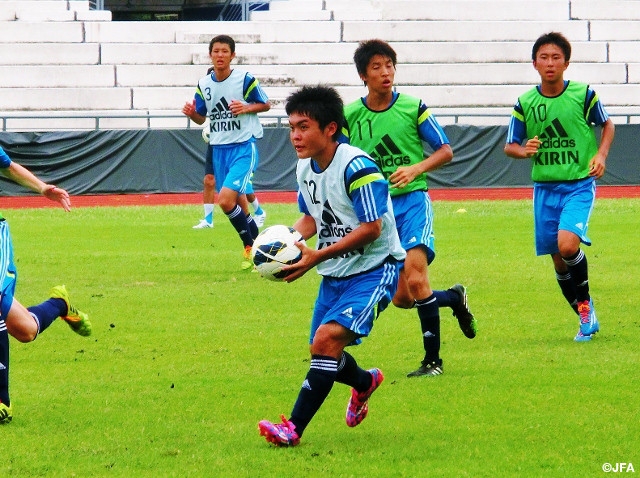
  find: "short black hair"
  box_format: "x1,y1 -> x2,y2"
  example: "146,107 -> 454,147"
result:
532,32 -> 571,61
353,39 -> 397,77
285,85 -> 344,141
209,34 -> 235,54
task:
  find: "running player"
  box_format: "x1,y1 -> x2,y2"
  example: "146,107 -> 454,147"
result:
182,35 -> 270,268
504,31 -> 615,341
341,39 -> 477,378
258,85 -> 405,447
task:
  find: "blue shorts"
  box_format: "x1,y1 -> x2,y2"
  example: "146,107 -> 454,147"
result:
309,260 -> 400,346
206,144 -> 255,194
212,140 -> 259,194
533,177 -> 595,256
0,221 -> 17,324
245,172 -> 255,196
391,190 -> 435,263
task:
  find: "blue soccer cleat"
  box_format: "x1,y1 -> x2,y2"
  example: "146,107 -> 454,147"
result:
574,330 -> 593,342
577,299 -> 600,336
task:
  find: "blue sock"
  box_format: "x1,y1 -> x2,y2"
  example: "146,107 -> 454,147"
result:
254,205 -> 264,215
28,298 -> 66,335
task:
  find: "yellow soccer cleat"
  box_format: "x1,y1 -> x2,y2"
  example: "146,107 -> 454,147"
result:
50,285 -> 92,337
0,401 -> 12,424
241,245 -> 253,270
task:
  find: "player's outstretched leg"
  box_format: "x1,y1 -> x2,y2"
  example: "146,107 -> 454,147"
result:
258,415 -> 300,447
49,285 -> 92,337
449,284 -> 478,339
346,368 -> 384,427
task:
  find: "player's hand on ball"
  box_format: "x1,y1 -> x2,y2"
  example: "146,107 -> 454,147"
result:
282,241 -> 317,283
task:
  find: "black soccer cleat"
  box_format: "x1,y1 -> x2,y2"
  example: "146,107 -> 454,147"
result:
450,284 -> 477,339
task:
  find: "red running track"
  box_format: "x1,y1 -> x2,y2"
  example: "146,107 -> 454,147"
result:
2,186 -> 640,209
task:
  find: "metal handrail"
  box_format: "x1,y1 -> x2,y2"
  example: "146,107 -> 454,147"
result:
1,112 -> 637,132
0,113 -> 290,132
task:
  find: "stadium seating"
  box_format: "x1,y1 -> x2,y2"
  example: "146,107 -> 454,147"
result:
0,0 -> 639,130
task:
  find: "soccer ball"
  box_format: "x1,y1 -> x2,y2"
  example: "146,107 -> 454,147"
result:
251,225 -> 305,281
201,124 -> 210,143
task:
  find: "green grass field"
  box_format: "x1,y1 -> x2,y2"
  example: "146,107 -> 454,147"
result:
2,199 -> 638,477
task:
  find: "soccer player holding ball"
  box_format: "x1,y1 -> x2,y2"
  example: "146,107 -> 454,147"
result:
258,85 -> 405,447
504,32 -> 615,341
341,39 -> 477,378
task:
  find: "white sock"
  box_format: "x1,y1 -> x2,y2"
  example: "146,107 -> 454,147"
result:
204,204 -> 214,224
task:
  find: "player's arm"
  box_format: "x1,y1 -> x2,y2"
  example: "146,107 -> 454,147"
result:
229,100 -> 270,116
1,161 -> 71,211
182,99 -> 206,125
292,213 -> 317,240
285,219 -> 382,283
285,156 -> 387,282
229,74 -> 272,115
504,137 -> 541,159
390,143 -> 453,189
388,102 -> 453,188
504,102 -> 541,159
589,118 -> 614,178
183,84 -> 208,125
585,91 -> 615,179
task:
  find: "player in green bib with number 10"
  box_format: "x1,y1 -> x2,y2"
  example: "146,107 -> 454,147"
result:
504,32 -> 615,342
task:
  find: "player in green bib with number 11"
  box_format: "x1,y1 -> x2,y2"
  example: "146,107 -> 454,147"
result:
341,39 -> 478,378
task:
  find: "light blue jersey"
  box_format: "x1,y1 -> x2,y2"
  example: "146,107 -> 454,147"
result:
296,142 -> 404,344
297,143 -> 405,278
194,69 -> 268,146
0,221 -> 17,326
193,70 -> 268,193
0,147 -> 10,169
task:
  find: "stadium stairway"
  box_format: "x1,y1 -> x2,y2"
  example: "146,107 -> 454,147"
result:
0,0 -> 640,131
